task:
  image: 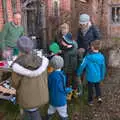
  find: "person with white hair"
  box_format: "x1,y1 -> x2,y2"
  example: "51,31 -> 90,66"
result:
1,12 -> 24,59
77,13 -> 101,56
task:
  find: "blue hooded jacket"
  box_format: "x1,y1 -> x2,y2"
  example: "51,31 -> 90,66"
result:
76,52 -> 106,83
48,71 -> 72,107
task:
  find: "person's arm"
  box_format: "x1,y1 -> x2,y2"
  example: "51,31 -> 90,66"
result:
93,25 -> 102,40
1,23 -> 9,49
76,30 -> 82,49
76,56 -> 87,76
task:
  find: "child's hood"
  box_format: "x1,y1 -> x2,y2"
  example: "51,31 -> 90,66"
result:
86,52 -> 104,65
12,54 -> 49,77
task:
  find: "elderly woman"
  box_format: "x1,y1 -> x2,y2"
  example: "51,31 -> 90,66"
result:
77,14 -> 101,56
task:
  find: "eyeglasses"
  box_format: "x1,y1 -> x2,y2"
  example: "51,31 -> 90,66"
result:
80,23 -> 88,26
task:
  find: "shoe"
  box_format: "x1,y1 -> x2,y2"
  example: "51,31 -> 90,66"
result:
60,117 -> 68,120
88,101 -> 94,106
97,97 -> 102,104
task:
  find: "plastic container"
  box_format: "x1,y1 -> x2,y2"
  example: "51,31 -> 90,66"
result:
0,61 -> 6,67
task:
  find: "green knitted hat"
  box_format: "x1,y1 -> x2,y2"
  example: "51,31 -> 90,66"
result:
49,42 -> 61,54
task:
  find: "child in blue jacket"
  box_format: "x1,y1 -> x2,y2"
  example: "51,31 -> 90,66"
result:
76,40 -> 106,105
47,56 -> 72,120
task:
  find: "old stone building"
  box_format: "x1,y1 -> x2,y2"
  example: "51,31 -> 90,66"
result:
46,0 -> 72,44
74,0 -> 120,39
21,0 -> 47,48
46,0 -> 103,42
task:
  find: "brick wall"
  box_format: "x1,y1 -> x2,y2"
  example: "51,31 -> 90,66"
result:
0,0 -> 4,31
47,0 -> 72,41
71,1 -> 92,38
7,0 -> 13,22
108,0 -> 120,38
72,0 -> 110,39
16,0 -> 21,12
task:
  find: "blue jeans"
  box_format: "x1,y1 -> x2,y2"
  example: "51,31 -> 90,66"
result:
88,81 -> 101,102
23,109 -> 42,120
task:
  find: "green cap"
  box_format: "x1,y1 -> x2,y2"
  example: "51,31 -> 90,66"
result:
49,42 -> 61,54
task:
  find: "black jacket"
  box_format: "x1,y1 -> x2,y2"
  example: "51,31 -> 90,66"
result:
77,25 -> 101,50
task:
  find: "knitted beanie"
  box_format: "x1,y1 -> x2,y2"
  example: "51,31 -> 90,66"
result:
50,56 -> 64,69
79,14 -> 90,24
49,42 -> 61,54
17,36 -> 34,53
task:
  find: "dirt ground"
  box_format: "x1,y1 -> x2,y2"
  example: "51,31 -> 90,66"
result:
77,67 -> 120,120
0,67 -> 120,120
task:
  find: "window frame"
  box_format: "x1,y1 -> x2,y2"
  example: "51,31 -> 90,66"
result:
52,0 -> 60,17
111,4 -> 120,24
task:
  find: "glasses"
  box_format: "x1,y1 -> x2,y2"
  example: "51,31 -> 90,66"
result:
80,23 -> 88,26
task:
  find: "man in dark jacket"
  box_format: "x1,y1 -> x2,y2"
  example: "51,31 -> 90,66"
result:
77,14 -> 101,56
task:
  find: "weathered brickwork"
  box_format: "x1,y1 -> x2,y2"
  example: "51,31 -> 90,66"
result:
0,0 -> 4,31
72,1 -> 92,38
7,0 -> 13,22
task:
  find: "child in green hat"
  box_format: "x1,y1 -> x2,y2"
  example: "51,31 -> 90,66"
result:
47,42 -> 61,73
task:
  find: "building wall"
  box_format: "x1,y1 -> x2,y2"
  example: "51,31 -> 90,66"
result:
47,0 -> 71,43
0,0 -> 4,31
71,0 -> 94,38
98,0 -> 109,39
108,0 -> 120,38
7,0 -> 13,22
72,0 -> 110,40
93,0 -> 120,39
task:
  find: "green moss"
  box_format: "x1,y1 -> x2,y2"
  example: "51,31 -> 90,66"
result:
112,37 -> 120,41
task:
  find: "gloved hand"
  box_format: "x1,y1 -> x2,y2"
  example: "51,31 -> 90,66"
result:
66,87 -> 73,101
65,87 -> 73,94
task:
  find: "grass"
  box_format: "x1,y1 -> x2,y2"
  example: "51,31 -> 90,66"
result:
0,88 -> 88,120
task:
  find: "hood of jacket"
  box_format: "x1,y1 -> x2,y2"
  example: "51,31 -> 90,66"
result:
86,52 -> 104,65
12,54 -> 49,77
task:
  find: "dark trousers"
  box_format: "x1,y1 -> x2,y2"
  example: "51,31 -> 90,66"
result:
23,109 -> 42,120
66,72 -> 78,90
88,81 -> 101,102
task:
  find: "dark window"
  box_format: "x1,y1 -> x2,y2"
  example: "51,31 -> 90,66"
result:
112,6 -> 120,23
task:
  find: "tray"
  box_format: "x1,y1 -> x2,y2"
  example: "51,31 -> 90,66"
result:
0,80 -> 16,103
